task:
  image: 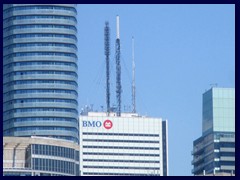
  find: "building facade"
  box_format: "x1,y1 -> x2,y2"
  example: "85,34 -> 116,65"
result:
3,4 -> 79,143
80,112 -> 168,176
3,136 -> 80,176
192,88 -> 235,175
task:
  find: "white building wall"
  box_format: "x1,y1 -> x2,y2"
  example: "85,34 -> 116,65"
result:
80,112 -> 168,176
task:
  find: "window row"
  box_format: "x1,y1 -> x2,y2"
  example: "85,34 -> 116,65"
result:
4,42 -> 77,50
82,139 -> 160,143
83,132 -> 159,137
4,70 -> 78,78
83,166 -> 160,170
4,5 -> 77,13
216,161 -> 235,166
4,80 -> 78,87
4,89 -> 78,96
32,158 -> 76,175
4,107 -> 78,115
5,117 -> 78,123
4,33 -> 77,41
3,172 -> 32,176
6,126 -> 78,133
4,15 -> 77,22
4,24 -> 77,32
218,152 -> 235,157
4,61 -> 77,68
83,145 -> 159,150
83,172 -> 158,176
4,52 -> 77,59
32,144 -> 78,160
218,142 -> 235,148
42,135 -> 78,144
83,159 -> 160,163
5,98 -> 78,105
214,133 -> 235,139
83,152 -> 160,157
2,133 -> 78,143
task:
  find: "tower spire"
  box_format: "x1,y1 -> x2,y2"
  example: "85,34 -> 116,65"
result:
116,15 -> 120,39
132,36 -> 136,113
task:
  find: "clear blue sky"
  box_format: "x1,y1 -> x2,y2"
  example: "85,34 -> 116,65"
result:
77,4 -> 235,176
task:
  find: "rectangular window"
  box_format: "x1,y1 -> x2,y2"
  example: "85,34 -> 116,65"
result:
46,159 -> 49,171
56,160 -> 59,172
35,144 -> 39,154
35,158 -> 39,170
57,146 -> 60,156
52,146 -> 55,156
32,158 -> 35,169
60,161 -> 63,172
67,162 -> 70,174
71,149 -> 74,159
46,145 -> 49,156
40,145 -> 43,155
32,144 -> 35,154
42,158 -> 46,171
66,148 -> 68,158
63,147 -> 66,158
64,161 -> 67,173
54,160 -> 57,172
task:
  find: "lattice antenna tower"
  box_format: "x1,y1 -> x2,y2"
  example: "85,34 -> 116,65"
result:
115,15 -> 121,116
104,22 -> 110,115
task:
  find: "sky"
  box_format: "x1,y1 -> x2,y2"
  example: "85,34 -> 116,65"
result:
77,4 -> 235,176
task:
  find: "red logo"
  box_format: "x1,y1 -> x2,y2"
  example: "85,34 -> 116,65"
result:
103,120 -> 113,129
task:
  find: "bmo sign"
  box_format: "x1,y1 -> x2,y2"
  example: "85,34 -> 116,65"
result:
83,119 -> 113,130
103,120 -> 112,129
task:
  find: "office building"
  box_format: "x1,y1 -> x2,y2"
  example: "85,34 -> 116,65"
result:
3,136 -> 80,176
3,4 -> 79,143
80,112 -> 168,176
192,87 -> 235,175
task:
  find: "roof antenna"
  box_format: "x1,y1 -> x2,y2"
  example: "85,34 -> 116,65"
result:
116,15 -> 121,117
132,36 -> 136,113
104,21 -> 110,115
210,83 -> 218,88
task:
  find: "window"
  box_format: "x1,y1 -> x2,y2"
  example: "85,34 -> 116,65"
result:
4,33 -> 77,41
4,5 -> 77,13
4,52 -> 77,59
4,15 -> 77,23
4,42 -> 77,50
4,24 -> 77,32
4,89 -> 78,96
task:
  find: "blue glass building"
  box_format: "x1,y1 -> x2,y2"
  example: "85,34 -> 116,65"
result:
192,88 -> 235,175
3,4 -> 79,143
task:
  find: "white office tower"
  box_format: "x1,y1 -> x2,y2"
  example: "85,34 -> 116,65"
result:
79,112 -> 168,176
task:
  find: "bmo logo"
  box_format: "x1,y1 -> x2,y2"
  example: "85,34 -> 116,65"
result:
103,120 -> 113,129
82,119 -> 113,130
82,121 -> 102,127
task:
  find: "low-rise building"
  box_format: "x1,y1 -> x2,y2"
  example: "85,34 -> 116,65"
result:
3,136 -> 80,176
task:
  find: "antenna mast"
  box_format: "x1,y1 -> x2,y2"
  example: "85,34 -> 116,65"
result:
116,15 -> 121,116
132,37 -> 136,113
105,22 -> 110,115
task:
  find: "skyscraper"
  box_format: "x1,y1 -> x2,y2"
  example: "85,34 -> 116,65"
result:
192,87 -> 235,175
3,4 -> 79,143
80,112 -> 168,176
